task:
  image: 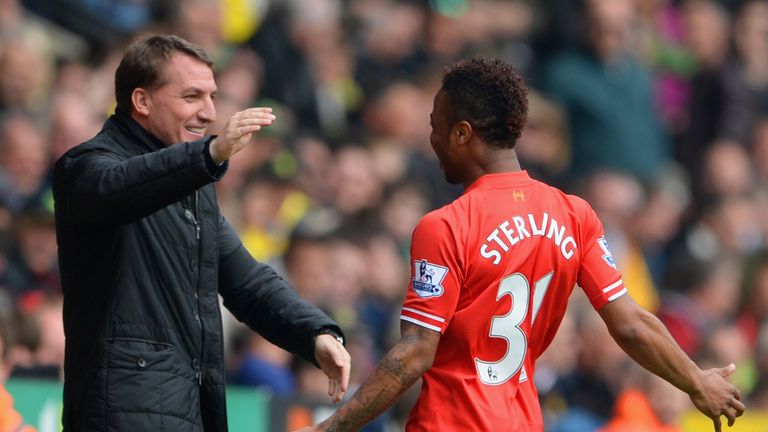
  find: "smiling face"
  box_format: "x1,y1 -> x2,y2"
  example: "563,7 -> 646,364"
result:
132,52 -> 217,146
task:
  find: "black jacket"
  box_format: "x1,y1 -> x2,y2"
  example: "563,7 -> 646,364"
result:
53,112 -> 341,431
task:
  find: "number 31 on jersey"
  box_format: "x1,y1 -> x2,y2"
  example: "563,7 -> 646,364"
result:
475,272 -> 553,385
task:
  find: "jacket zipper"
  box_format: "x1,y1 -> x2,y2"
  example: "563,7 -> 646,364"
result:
187,191 -> 204,386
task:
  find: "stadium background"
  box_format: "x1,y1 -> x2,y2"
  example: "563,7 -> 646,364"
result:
2,0 -> 768,430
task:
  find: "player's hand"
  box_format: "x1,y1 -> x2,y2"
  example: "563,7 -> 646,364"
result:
314,333 -> 351,403
689,364 -> 745,432
209,107 -> 275,163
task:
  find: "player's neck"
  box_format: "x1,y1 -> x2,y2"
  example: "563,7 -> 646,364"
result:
465,148 -> 521,188
484,148 -> 521,175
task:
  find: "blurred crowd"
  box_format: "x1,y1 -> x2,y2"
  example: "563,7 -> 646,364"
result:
1,0 -> 768,430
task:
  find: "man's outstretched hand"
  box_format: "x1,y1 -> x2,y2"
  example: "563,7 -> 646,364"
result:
314,333 -> 351,403
689,363 -> 745,432
209,107 -> 275,163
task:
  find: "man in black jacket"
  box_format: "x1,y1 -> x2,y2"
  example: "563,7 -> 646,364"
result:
53,34 -> 350,431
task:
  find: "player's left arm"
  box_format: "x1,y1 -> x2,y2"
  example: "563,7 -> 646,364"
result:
599,295 -> 745,432
294,321 -> 440,432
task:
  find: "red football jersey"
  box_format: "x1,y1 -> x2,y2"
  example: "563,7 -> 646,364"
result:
400,171 -> 626,432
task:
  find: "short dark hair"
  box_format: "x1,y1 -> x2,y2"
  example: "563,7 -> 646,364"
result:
114,34 -> 214,113
441,57 -> 528,148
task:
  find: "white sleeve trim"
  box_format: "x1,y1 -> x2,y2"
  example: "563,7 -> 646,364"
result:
400,316 -> 442,332
607,287 -> 628,301
602,279 -> 623,293
401,307 -> 446,323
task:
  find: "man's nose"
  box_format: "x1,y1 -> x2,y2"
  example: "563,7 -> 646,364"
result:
199,96 -> 216,122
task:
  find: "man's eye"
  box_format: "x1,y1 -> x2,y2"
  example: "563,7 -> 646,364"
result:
183,95 -> 197,102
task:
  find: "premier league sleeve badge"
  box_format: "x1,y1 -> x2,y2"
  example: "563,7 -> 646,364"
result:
412,259 -> 448,298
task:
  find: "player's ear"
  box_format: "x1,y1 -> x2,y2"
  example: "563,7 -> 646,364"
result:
454,121 -> 472,145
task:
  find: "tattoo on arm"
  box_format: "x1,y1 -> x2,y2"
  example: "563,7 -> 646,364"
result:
323,326 -> 438,432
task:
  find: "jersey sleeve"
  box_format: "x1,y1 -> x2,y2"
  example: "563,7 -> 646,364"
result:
576,201 -> 627,310
400,212 -> 462,334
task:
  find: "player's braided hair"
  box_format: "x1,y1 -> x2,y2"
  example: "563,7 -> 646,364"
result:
441,57 -> 528,149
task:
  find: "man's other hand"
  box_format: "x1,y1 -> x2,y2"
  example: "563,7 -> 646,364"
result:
314,333 -> 351,403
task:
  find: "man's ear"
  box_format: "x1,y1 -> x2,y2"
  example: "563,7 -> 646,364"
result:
454,120 -> 473,145
131,88 -> 150,116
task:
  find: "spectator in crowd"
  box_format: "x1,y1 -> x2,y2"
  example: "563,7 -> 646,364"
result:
737,251 -> 768,348
600,366 -> 690,432
542,0 -> 670,181
7,206 -> 59,300
549,306 -> 629,432
716,0 -> 768,145
677,0 -> 731,175
0,34 -> 53,113
227,327 -> 296,396
0,313 -> 36,432
750,323 -> 768,408
579,170 -> 660,312
696,140 -> 754,202
658,255 -> 741,355
0,113 -> 51,214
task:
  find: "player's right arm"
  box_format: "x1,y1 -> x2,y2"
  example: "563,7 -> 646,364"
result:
294,321 -> 440,432
599,294 -> 745,432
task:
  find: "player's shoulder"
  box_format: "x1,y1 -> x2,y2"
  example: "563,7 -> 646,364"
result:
414,204 -> 458,234
534,178 -> 583,206
535,182 -> 599,223
562,192 -> 594,213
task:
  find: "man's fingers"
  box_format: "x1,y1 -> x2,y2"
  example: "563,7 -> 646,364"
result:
240,107 -> 273,115
224,112 -> 275,137
713,416 -> 722,432
336,343 -> 351,394
232,109 -> 276,124
229,124 -> 261,139
316,336 -> 350,403
328,375 -> 344,403
227,120 -> 270,135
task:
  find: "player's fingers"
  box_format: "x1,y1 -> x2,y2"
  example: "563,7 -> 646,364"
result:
732,398 -> 746,415
717,363 -> 736,378
725,407 -> 738,427
713,416 -> 722,432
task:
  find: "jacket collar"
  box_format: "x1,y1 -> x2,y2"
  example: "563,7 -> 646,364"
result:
108,109 -> 168,153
